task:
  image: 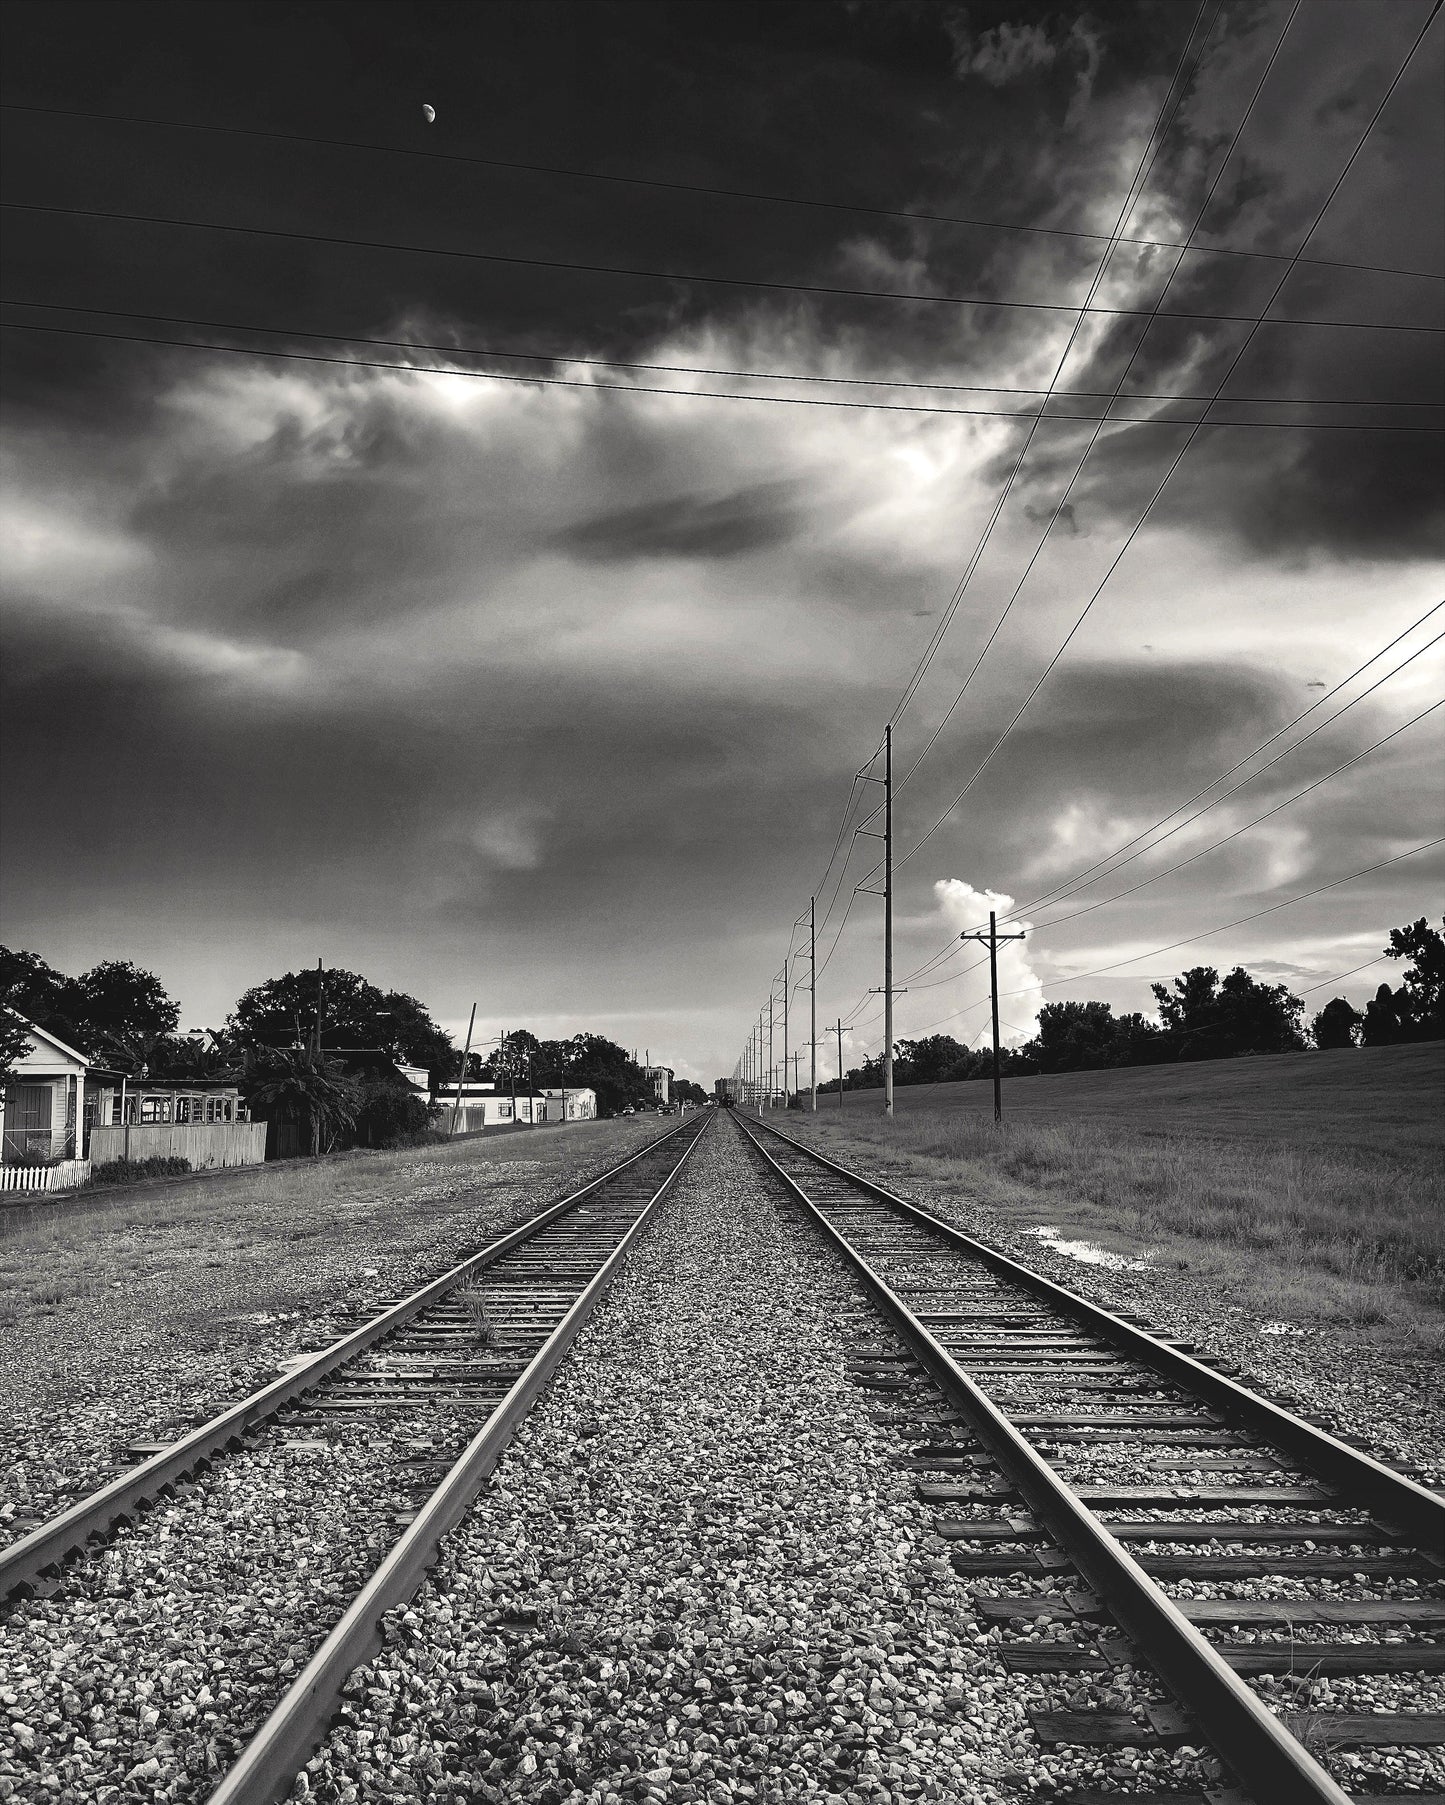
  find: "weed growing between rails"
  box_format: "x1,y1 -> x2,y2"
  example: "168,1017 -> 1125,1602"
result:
788,1106 -> 1445,1354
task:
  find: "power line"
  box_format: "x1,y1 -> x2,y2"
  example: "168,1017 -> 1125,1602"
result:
1028,698 -> 1443,932
4,101 -> 1439,285
885,0 -> 1294,738
887,0 -> 1445,884
10,317 -> 1435,433
896,603 -> 1445,991
5,199 -> 1440,335
1298,955 -> 1393,996
1013,611 -> 1445,920
885,0 -> 1226,730
10,296 -> 1431,412
907,835 -> 1445,1037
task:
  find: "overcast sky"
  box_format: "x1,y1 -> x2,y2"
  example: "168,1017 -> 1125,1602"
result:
2,0 -> 1441,1086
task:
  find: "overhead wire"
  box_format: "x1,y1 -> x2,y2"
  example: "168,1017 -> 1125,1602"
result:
7,297 -> 1435,413
1026,697 -> 1443,933
5,99 -> 1439,285
895,603 -> 1445,990
12,315 -> 1430,430
801,0 -> 1227,1033
902,835 -> 1445,1039
885,0 -> 1224,729
886,0 -> 1444,887
893,0 -> 1310,788
5,199 -> 1441,335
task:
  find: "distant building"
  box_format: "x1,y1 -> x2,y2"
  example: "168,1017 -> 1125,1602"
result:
438,1082 -> 555,1131
642,1064 -> 672,1105
540,1087 -> 596,1122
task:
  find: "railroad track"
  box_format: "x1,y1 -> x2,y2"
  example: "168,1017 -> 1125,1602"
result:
735,1109 -> 1445,1805
2,1110 -> 710,1803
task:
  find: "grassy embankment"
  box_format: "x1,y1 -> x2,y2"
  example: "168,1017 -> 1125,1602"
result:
785,1042 -> 1445,1350
0,1114 -> 663,1333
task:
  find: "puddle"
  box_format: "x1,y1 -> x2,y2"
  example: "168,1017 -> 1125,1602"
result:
1027,1226 -> 1150,1272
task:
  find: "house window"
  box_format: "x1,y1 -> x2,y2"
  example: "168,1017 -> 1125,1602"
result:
139,1096 -> 171,1124
499,1103 -> 512,1119
176,1098 -> 192,1123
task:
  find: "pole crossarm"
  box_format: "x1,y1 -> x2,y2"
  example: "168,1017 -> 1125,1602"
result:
960,913 -> 1027,1123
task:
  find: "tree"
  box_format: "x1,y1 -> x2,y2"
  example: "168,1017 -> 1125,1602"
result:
0,950 -> 180,1055
1151,965 -> 1306,1060
1312,997 -> 1362,1049
244,1049 -> 361,1157
353,1074 -> 434,1147
547,1033 -> 653,1116
1357,920 -> 1444,1046
0,1011 -> 35,1089
69,961 -> 180,1045
1386,917 -> 1444,1040
893,1034 -> 975,1084
1361,981 -> 1409,1046
229,967 -> 456,1079
0,948 -> 74,1039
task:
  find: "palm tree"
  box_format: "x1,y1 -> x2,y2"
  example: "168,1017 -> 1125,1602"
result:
245,1048 -> 360,1156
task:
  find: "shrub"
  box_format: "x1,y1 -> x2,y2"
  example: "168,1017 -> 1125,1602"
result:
87,1155 -> 193,1188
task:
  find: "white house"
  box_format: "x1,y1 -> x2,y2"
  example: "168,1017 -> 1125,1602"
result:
439,1082 -> 596,1131
540,1087 -> 596,1122
1,1017 -> 90,1165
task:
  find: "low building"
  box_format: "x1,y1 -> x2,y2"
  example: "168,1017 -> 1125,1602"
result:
539,1087 -> 596,1122
437,1082 -> 553,1132
86,1076 -> 265,1172
1,1017 -> 91,1166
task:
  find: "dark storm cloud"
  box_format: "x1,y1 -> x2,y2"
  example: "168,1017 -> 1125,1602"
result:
3,0 -> 1441,1077
557,479 -> 807,562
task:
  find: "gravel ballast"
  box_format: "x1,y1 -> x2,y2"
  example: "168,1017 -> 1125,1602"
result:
295,1115 -> 1229,1805
777,1116 -> 1445,1489
0,1123 -> 660,1545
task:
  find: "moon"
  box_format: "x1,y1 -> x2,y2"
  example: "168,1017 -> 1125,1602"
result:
422,103 -> 436,123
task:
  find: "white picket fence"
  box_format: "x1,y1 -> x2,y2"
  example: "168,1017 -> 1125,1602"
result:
0,1159 -> 92,1196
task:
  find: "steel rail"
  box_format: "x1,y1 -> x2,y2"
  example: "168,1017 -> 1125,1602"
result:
208,1108 -> 711,1804
734,1113 -> 1363,1805
746,1116 -> 1445,1546
0,1116 -> 703,1598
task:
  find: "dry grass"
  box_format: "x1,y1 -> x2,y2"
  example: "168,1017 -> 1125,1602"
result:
0,1118 -> 654,1333
785,1045 -> 1445,1352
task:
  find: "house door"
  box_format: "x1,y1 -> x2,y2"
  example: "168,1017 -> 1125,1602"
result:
2,1084 -> 52,1163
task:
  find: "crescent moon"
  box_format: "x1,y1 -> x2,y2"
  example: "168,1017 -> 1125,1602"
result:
422,103 -> 436,123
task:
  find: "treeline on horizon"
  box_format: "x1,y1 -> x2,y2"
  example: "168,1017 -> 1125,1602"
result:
819,919 -> 1444,1095
0,951 -> 706,1148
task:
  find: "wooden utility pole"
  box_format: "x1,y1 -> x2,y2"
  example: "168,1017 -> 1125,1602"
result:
836,1018 -> 844,1110
781,959 -> 788,1112
958,911 -> 1027,1123
450,1003 -> 477,1136
856,731 -> 897,1116
809,895 -> 817,1112
884,724 -> 893,1118
313,958 -> 326,1058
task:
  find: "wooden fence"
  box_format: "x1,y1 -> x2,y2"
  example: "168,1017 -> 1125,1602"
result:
0,1159 -> 92,1195
88,1121 -> 268,1171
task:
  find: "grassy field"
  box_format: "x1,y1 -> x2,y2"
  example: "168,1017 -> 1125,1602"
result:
784,1042 -> 1445,1350
0,1115 -> 663,1333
